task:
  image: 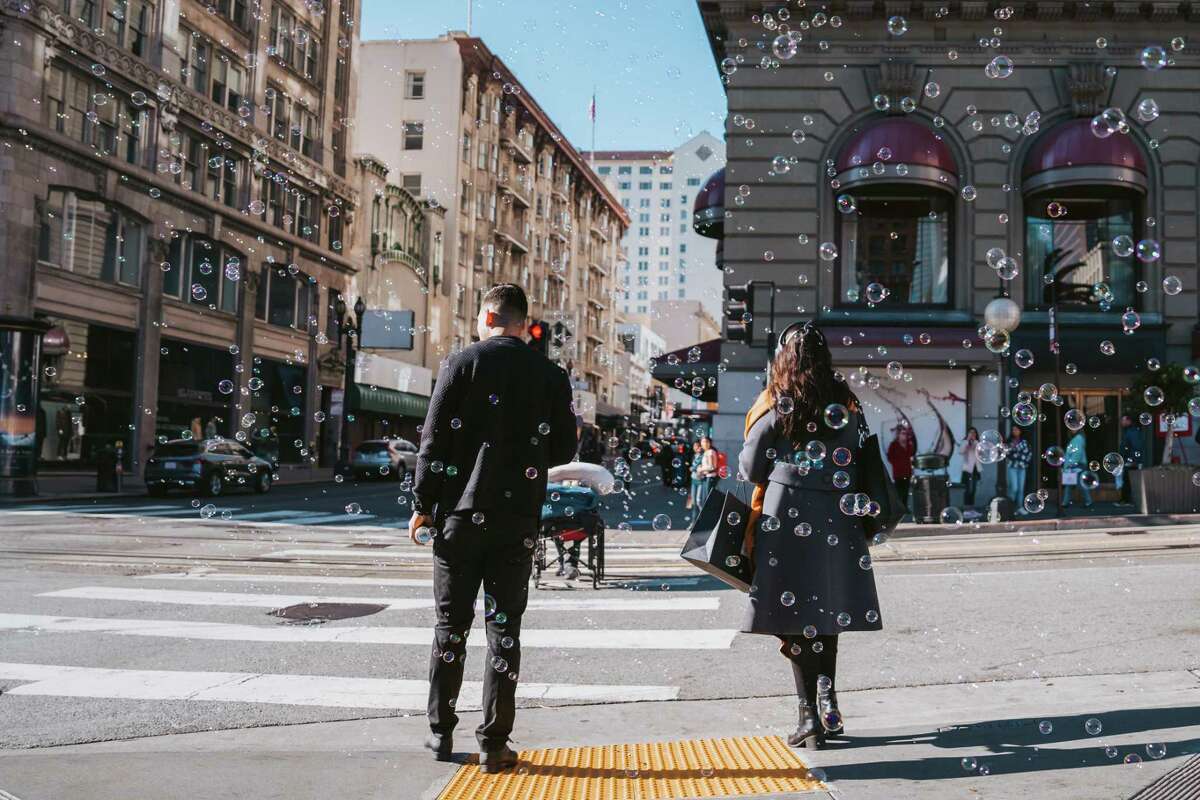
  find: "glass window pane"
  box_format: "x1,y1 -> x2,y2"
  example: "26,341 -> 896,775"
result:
164,237 -> 184,297
268,268 -> 296,327
221,260 -> 238,314
1024,192 -> 1136,309
118,217 -> 142,285
190,240 -> 219,304
839,189 -> 951,305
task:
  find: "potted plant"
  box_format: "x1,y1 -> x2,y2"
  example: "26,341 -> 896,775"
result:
1128,363 -> 1200,513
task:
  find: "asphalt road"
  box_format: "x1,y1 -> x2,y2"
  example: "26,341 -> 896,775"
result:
1,505 -> 1197,750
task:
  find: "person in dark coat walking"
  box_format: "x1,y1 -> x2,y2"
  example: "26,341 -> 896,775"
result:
738,322 -> 883,750
409,284 -> 578,773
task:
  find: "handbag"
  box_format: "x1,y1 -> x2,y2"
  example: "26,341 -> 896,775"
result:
860,433 -> 906,539
1061,468 -> 1080,486
680,482 -> 753,592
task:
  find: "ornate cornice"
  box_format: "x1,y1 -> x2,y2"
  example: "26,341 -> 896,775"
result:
6,0 -> 357,205
1066,62 -> 1109,117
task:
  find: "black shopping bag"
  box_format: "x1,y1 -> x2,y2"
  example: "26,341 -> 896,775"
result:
680,485 -> 753,592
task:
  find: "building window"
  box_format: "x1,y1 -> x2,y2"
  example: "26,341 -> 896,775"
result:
597,166 -> 611,175
837,188 -> 952,306
638,227 -> 649,236
639,198 -> 650,208
404,121 -> 424,151
462,133 -> 471,162
180,27 -> 211,95
214,0 -> 249,30
38,189 -> 143,287
108,0 -> 152,58
210,53 -> 246,113
638,181 -> 652,190
660,182 -> 672,190
639,166 -> 652,175
402,174 -> 422,195
270,6 -> 321,83
44,67 -> 147,165
257,176 -> 319,243
62,0 -> 97,26
164,235 -> 240,314
256,264 -> 312,329
405,71 -> 425,99
617,166 -> 631,175
618,181 -> 631,191
1025,192 -> 1138,310
177,130 -> 241,207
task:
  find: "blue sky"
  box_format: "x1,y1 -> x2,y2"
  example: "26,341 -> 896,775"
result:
360,0 -> 727,151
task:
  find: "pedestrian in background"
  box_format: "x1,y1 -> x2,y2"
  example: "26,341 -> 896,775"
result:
886,426 -> 915,505
697,435 -> 719,507
1006,427 -> 1032,512
409,284 -> 577,773
738,321 -> 883,750
959,427 -> 981,507
1061,427 -> 1093,509
686,441 -> 703,510
1118,414 -> 1142,506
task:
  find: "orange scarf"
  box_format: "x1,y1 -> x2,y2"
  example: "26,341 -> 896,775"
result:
742,388 -> 774,558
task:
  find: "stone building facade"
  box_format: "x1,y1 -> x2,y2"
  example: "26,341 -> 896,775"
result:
0,0 -> 365,490
355,33 -> 629,411
699,1 -> 1198,501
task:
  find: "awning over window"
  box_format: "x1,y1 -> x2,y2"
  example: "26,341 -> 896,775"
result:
650,338 -> 721,403
1022,118 -> 1147,193
835,118 -> 958,190
349,383 -> 430,419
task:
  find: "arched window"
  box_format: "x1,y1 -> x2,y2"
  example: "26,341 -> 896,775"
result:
833,119 -> 958,307
1022,119 -> 1147,310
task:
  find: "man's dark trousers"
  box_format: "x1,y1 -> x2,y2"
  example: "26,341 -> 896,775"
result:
428,511 -> 536,750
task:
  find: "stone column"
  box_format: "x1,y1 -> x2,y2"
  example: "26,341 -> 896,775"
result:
131,237 -> 167,470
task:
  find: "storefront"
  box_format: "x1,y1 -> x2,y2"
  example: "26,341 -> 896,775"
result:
250,356 -> 309,464
157,339 -> 234,444
345,352 -> 431,447
36,319 -> 136,467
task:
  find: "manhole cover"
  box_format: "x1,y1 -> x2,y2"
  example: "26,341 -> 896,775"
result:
269,602 -> 387,624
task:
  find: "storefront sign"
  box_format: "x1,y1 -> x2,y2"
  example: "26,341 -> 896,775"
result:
354,352 -> 432,396
1157,413 -> 1191,438
330,388 -> 344,419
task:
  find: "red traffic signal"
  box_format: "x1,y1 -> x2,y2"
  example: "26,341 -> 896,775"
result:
528,320 -> 549,355
529,322 -> 545,340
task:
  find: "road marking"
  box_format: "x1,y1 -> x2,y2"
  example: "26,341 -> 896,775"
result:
0,662 -> 679,708
137,572 -> 438,588
2,505 -> 183,514
38,586 -> 721,612
269,512 -> 380,525
224,510 -> 313,522
0,613 -> 738,650
262,547 -> 685,562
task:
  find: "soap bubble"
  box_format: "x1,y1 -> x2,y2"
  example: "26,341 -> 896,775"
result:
1140,45 -> 1168,70
887,15 -> 908,35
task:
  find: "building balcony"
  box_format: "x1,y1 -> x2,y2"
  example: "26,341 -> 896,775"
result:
501,132 -> 534,164
495,220 -> 531,253
497,173 -> 531,208
590,221 -> 610,241
551,184 -> 568,201
589,259 -> 608,277
380,246 -> 423,276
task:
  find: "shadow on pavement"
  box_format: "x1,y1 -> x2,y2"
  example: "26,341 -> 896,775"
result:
819,706 -> 1200,782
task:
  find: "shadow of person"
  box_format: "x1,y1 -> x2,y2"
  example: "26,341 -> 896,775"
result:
815,705 -> 1200,783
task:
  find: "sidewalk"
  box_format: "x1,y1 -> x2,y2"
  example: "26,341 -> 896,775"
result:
1,467 -> 335,504
2,669 -> 1195,799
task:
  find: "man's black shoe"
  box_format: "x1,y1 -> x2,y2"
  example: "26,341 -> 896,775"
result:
479,744 -> 519,773
424,733 -> 453,762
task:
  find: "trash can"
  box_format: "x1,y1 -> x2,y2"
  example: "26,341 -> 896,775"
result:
910,453 -> 949,524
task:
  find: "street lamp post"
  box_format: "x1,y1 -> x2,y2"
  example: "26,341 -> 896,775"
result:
985,296 -> 1021,504
336,296 -> 366,467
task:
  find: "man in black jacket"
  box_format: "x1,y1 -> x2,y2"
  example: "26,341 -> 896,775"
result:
409,284 -> 577,773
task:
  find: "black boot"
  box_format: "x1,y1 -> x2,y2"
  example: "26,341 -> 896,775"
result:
816,635 -> 845,737
787,655 -> 823,749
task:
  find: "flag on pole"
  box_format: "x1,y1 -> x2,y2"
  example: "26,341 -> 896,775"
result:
588,91 -> 596,121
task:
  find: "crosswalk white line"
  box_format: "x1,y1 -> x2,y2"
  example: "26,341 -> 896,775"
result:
0,613 -> 738,650
38,586 -> 721,612
0,662 -> 679,708
135,572 -> 713,589
262,547 -> 684,562
271,512 -> 381,525
137,572 -> 437,587
3,504 -> 183,515
225,510 -> 311,522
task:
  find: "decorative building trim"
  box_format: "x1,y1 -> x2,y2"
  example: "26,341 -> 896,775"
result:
1022,165 -> 1148,194
875,61 -> 918,106
835,163 -> 959,193
1066,62 -> 1109,117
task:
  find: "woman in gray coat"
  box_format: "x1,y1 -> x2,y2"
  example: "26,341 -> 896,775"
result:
738,322 -> 883,749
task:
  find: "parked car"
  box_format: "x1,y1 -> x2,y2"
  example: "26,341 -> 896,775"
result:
144,438 -> 277,497
349,438 -> 418,481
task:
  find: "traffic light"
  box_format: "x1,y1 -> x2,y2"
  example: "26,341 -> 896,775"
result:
527,319 -> 548,354
724,282 -> 753,344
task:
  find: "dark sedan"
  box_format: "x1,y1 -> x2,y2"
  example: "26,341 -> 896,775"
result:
144,439 -> 277,497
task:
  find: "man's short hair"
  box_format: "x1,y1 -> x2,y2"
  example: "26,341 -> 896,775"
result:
481,284 -> 528,326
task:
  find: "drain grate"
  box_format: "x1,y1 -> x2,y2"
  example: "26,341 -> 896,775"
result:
268,602 -> 387,624
438,735 -> 825,800
1128,753 -> 1200,800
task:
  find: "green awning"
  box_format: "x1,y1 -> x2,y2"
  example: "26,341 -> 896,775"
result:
349,383 -> 430,419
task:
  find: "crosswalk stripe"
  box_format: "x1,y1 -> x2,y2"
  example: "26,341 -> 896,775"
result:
261,547 -> 684,562
38,586 -> 721,612
225,510 -> 311,522
0,662 -> 679,708
135,572 -> 713,589
3,504 -> 183,514
272,512 -> 380,525
0,613 -> 737,650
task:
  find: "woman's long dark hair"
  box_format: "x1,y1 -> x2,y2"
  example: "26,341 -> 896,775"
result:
769,323 -> 852,443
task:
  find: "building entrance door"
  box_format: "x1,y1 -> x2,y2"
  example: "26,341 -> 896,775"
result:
1029,387 -> 1127,498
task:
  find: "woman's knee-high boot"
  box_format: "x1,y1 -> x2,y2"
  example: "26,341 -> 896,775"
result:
815,635 -> 844,736
786,641 -> 823,749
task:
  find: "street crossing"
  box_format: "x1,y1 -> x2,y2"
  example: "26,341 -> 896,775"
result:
0,559 -> 741,745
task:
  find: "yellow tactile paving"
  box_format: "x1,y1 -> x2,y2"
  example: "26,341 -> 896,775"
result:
437,735 -> 825,800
